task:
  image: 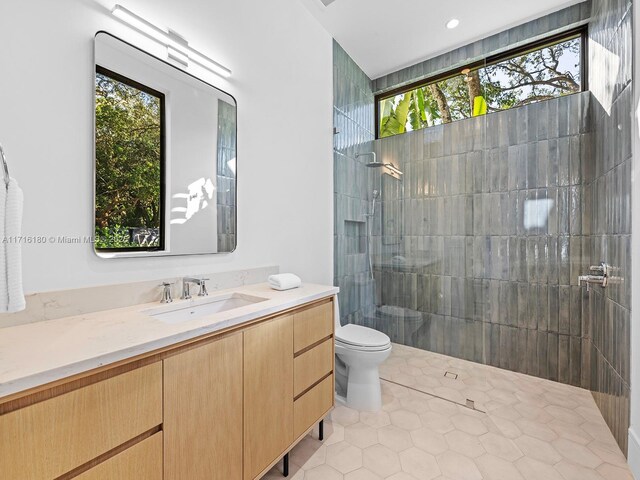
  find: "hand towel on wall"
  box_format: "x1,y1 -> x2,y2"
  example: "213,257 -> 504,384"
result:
0,182 -> 7,311
5,179 -> 24,312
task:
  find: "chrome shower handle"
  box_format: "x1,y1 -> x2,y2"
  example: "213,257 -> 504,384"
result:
579,262 -> 611,291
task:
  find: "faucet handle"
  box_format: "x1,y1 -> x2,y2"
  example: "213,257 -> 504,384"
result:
198,278 -> 209,297
159,282 -> 174,303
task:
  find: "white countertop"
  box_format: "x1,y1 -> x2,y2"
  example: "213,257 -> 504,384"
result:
0,283 -> 338,400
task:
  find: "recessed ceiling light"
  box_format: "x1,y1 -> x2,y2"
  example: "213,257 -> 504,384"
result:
446,18 -> 460,29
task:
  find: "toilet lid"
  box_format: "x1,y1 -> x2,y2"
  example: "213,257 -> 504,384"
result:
335,324 -> 391,348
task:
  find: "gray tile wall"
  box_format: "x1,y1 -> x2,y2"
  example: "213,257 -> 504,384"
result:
373,2 -> 592,94
216,99 -> 236,252
372,93 -> 593,385
584,0 -> 633,454
333,41 -> 378,325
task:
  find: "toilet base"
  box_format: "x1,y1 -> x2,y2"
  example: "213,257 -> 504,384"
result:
335,386 -> 381,411
345,365 -> 383,411
334,344 -> 391,412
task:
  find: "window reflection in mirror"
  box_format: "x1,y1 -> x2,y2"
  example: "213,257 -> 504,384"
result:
94,66 -> 165,251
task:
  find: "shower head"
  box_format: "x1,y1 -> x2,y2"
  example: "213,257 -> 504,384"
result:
372,190 -> 380,199
356,152 -> 379,166
355,152 -> 403,175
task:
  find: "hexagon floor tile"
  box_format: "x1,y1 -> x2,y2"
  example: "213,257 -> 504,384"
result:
261,343 -> 633,479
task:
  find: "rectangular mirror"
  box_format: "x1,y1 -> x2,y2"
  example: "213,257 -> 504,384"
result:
94,32 -> 237,258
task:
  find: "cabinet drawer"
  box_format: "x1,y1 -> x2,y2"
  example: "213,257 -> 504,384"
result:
294,338 -> 333,397
293,301 -> 333,353
293,374 -> 334,439
75,433 -> 163,480
0,363 -> 163,480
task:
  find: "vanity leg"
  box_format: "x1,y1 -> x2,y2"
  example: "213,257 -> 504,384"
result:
319,420 -> 324,441
283,453 -> 289,477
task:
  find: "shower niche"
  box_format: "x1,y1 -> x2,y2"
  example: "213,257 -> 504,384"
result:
344,220 -> 366,255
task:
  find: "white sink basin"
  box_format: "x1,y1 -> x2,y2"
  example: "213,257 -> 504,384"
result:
145,293 -> 268,324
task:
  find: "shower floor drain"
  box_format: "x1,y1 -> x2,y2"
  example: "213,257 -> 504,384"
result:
444,371 -> 458,380
380,377 -> 485,413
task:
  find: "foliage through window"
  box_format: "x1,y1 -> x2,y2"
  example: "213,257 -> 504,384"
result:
377,32 -> 584,138
95,67 -> 165,251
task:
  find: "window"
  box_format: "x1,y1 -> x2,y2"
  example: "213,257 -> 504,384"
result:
94,66 -> 165,251
376,29 -> 585,139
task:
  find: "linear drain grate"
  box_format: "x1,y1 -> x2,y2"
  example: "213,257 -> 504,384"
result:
379,377 -> 485,413
444,371 -> 459,380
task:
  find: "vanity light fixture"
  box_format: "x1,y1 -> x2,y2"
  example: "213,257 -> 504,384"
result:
167,46 -> 189,68
446,18 -> 460,29
111,4 -> 232,78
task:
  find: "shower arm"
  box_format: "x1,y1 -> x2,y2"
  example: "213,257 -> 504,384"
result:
356,152 -> 377,163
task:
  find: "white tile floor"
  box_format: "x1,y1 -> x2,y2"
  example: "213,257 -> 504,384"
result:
262,343 -> 634,480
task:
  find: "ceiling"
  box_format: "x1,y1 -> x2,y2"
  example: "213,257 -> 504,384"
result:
298,0 -> 585,79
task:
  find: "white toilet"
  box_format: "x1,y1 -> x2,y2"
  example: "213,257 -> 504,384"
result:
335,310 -> 392,411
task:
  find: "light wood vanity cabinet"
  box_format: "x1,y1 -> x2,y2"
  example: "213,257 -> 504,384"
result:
243,315 -> 294,480
0,362 -> 163,480
292,302 -> 335,441
294,338 -> 333,396
293,301 -> 333,352
0,296 -> 335,480
294,374 -> 334,439
73,433 -> 163,480
164,333 -> 244,480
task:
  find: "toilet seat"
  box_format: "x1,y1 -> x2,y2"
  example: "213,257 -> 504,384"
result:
335,324 -> 391,350
335,339 -> 392,352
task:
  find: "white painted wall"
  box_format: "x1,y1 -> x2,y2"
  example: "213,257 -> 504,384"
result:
0,0 -> 334,293
631,4 -> 640,478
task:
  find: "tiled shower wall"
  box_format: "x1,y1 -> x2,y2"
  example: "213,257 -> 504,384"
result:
333,41 -> 377,325
332,0 -> 633,454
373,93 -> 592,385
584,0 -> 633,453
216,99 -> 237,252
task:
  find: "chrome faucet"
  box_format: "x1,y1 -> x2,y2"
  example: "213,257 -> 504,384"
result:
182,277 -> 209,299
160,282 -> 174,303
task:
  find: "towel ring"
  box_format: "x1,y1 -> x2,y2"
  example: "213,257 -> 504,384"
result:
0,144 -> 10,188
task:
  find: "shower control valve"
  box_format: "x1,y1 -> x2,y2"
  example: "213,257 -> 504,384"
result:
578,262 -> 610,291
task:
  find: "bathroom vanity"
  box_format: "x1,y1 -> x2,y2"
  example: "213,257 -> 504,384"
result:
0,283 -> 337,480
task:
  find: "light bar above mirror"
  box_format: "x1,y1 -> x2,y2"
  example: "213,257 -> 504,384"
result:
111,4 -> 232,78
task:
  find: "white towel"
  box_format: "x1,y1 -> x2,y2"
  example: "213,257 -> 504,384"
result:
268,273 -> 301,291
5,179 -> 24,312
0,182 -> 7,312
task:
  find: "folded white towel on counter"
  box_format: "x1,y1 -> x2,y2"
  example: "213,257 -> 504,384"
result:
268,273 -> 302,291
6,179 -> 24,313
